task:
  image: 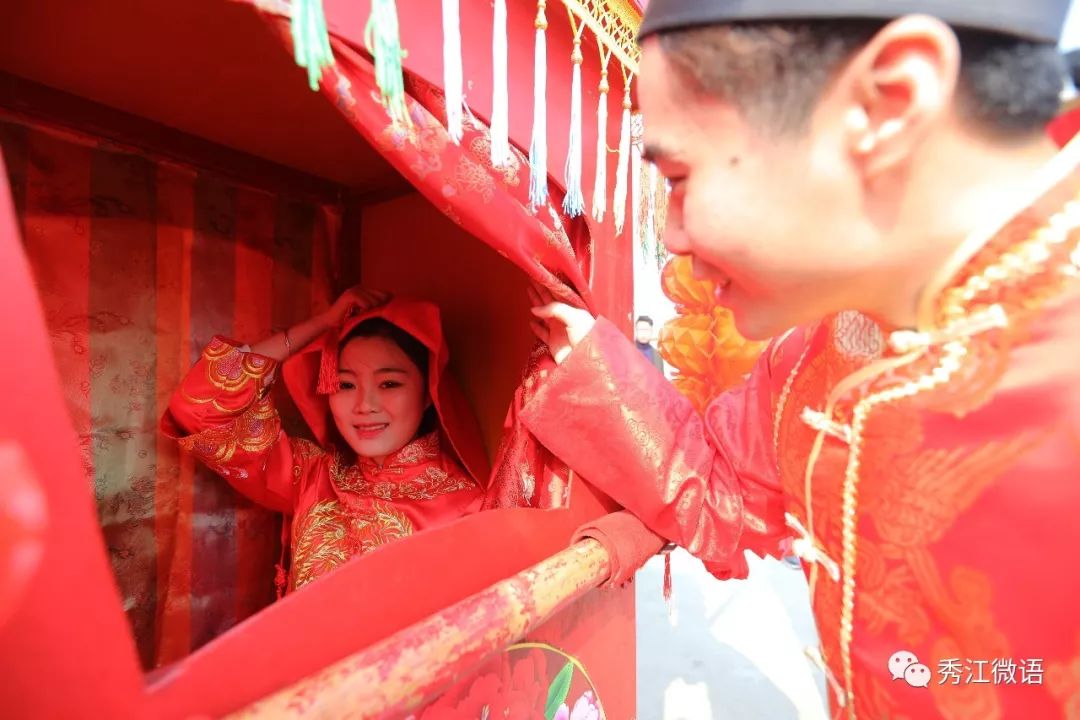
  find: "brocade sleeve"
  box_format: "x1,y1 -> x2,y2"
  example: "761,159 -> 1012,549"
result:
161,336 -> 318,514
520,318 -> 788,579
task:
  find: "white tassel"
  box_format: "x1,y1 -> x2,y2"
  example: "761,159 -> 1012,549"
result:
591,67 -> 610,223
631,139 -> 642,251
490,0 -> 511,166
442,0 -> 464,143
613,79 -> 632,235
646,162 -> 657,259
528,3 -> 549,211
562,32 -> 585,217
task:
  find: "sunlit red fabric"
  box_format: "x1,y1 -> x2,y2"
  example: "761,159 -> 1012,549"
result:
1049,105 -> 1080,147
0,145 -> 145,717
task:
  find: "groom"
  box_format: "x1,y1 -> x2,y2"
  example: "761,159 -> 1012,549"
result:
526,1 -> 1080,717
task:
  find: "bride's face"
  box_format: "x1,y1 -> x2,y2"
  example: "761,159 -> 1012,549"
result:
328,336 -> 430,464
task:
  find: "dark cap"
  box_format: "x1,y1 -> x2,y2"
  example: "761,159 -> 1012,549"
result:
639,0 -> 1072,44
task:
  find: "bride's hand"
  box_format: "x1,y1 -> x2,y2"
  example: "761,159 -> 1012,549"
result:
324,286 -> 391,327
528,284 -> 595,365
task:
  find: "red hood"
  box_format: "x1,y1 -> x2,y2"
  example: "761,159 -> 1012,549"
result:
282,298 -> 490,487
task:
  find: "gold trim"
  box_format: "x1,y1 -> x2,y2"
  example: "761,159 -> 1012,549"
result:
828,190 -> 1080,716
772,341 -> 812,469
917,132 -> 1080,330
562,0 -> 642,74
836,340 -> 967,719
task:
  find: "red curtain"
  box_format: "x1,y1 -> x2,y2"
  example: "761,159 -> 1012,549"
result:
285,24 -> 597,310
0,114 -> 343,668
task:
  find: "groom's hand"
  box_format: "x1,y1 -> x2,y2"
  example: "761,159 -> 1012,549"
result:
527,284 -> 596,365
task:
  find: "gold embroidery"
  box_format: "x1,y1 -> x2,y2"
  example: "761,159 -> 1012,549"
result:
290,499 -> 415,589
376,104 -> 449,176
177,398 -> 279,464
203,338 -> 276,393
291,438 -> 327,484
771,152 -> 1080,719
865,435 -> 1040,548
829,231 -> 1080,716
779,316 -> 1049,718
291,500 -> 351,590
454,155 -> 497,203
334,464 -> 475,501
329,433 -> 477,501
467,135 -> 522,187
540,205 -> 576,255
798,186 -> 1080,718
855,672 -> 914,720
391,433 -> 441,465
927,611 -> 1007,719
854,538 -> 927,645
354,501 -> 413,553
837,371 -> 1005,719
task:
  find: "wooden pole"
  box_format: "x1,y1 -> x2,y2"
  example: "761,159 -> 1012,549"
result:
229,539 -> 612,719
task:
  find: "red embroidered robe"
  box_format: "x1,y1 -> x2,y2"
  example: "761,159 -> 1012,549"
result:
163,320 -> 484,592
521,155 -> 1080,718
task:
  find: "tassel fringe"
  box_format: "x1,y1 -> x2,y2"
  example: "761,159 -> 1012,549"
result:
490,0 -> 511,166
562,22 -> 586,217
663,551 -> 677,626
591,60 -> 610,223
528,2 -> 549,211
290,0 -> 335,91
442,0 -> 464,142
365,0 -> 412,127
646,163 -> 659,261
316,332 -> 340,394
653,169 -> 670,266
275,515 -> 291,599
631,137 -> 642,250
639,155 -> 654,259
613,76 -> 633,235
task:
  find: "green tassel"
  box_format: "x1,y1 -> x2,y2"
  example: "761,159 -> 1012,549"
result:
654,177 -> 670,268
290,0 -> 335,91
365,0 -> 412,127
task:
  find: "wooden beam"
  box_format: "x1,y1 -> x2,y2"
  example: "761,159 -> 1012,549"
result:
228,539 -> 612,719
346,182 -> 418,209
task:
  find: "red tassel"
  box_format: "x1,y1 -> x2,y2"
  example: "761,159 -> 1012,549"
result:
316,331 -> 340,394
663,551 -> 673,601
663,551 -> 677,625
275,516 -> 291,599
274,563 -> 287,600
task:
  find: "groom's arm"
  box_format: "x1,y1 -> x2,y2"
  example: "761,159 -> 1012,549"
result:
521,317 -> 789,579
